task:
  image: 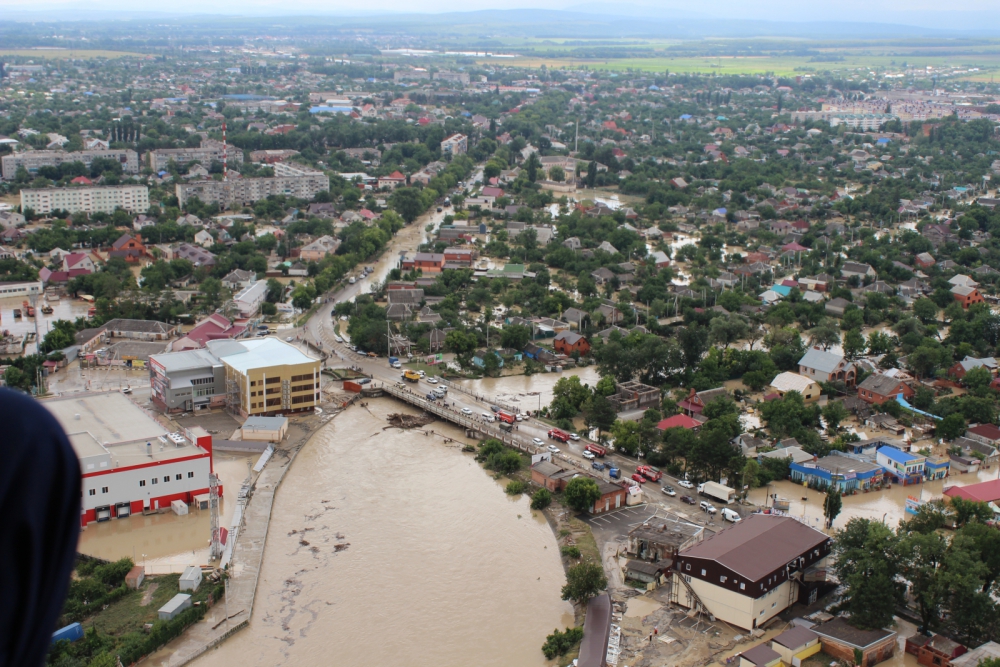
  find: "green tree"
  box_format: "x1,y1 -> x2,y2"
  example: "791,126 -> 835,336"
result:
822,401 -> 849,433
913,298 -> 939,323
445,329 -> 478,356
561,562 -> 607,605
808,322 -> 841,350
833,518 -> 904,630
531,488 -> 552,510
824,487 -> 843,528
500,324 -> 532,351
936,413 -> 966,441
525,152 -> 541,183
610,419 -> 642,456
199,276 -> 223,311
390,187 -> 425,223
843,328 -> 866,361
950,496 -> 994,527
899,530 -> 948,633
548,165 -> 566,182
563,477 -> 601,513
582,393 -> 617,439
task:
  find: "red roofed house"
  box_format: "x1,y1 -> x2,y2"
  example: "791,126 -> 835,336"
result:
170,313 -> 247,351
400,252 -> 445,273
109,234 -> 148,262
943,479 -> 1000,506
481,186 -> 504,199
951,284 -> 985,309
378,171 -> 406,190
71,176 -> 93,185
63,252 -> 95,273
656,414 -> 702,432
965,423 -> 1000,447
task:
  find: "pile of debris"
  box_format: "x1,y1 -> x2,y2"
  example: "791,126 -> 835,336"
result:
386,413 -> 435,429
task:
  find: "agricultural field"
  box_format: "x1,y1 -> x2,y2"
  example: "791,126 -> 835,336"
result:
0,48 -> 142,59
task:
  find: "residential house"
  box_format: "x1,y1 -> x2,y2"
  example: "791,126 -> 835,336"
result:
965,423 -> 1000,448
857,374 -> 914,405
591,267 -> 616,285
109,234 -> 148,262
739,644 -> 784,667
678,387 -> 729,416
841,262 -> 876,279
174,243 -> 216,267
950,643 -> 1000,667
596,303 -> 623,324
608,380 -> 660,413
656,414 -> 702,432
63,252 -> 95,273
170,313 -> 247,351
222,269 -> 256,291
948,356 -> 998,380
562,307 -> 589,329
770,372 -> 821,401
799,348 -> 856,386
943,479 -> 1000,506
401,252 -> 445,273
770,627 -> 822,665
194,229 -> 214,247
951,284 -> 985,309
378,171 -> 406,190
553,331 -> 590,356
299,235 -> 341,262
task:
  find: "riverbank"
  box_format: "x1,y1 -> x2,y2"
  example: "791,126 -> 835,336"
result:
143,405 -> 348,667
175,397 -> 572,667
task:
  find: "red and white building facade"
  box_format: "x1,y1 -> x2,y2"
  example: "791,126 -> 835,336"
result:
44,393 -> 221,526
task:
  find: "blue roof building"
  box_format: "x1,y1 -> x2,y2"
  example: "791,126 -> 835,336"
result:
790,454 -> 885,492
875,446 -> 926,485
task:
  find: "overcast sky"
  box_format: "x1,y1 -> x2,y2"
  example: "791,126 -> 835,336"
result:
1,0 -> 998,29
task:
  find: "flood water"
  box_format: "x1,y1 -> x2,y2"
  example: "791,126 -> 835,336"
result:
748,467 -> 1000,530
190,399 -> 573,667
77,454 -> 247,569
458,366 -> 601,413
0,295 -> 92,354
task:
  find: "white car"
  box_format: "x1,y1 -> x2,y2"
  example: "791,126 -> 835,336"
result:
427,377 -> 438,384
661,486 -> 676,496
461,407 -> 473,415
334,335 -> 344,343
515,414 -> 523,422
678,480 -> 694,489
391,362 -> 402,369
547,445 -> 560,454
533,438 -> 544,446
582,450 -> 596,460
700,501 -> 717,515
285,336 -> 294,342
418,370 -> 426,377
569,433 -> 580,441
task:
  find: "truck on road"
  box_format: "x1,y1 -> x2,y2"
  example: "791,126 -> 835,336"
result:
403,370 -> 421,383
497,410 -> 516,424
585,444 -> 607,457
547,428 -> 570,443
697,481 -> 736,504
636,465 -> 662,482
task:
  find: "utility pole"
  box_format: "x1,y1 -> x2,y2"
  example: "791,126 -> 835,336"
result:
575,118 -> 579,154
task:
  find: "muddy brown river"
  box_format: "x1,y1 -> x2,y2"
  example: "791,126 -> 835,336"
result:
191,399 -> 573,667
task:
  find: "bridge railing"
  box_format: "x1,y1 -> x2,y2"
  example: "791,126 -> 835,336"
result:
382,384 -> 541,455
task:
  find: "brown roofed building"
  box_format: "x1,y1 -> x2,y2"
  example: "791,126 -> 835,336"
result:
530,460 -> 575,492
857,374 -> 914,405
906,634 -> 966,667
671,514 -> 832,630
591,481 -> 628,515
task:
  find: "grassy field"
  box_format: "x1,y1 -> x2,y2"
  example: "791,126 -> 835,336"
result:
0,48 -> 142,59
84,574 -> 182,636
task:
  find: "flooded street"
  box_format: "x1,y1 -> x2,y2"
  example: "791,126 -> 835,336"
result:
190,399 -> 573,667
0,295 -> 92,354
77,454 -> 248,569
458,366 -> 601,413
747,468 -> 1000,530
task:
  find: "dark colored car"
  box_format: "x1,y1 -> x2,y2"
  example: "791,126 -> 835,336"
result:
591,461 -> 606,471
680,495 -> 696,505
490,405 -> 500,413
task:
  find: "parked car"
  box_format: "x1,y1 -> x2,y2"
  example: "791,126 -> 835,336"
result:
700,501 -> 717,515
678,480 -> 694,489
582,451 -> 596,460
630,473 -> 646,484
490,405 -> 500,412
461,408 -> 473,415
661,486 -> 676,496
357,378 -> 371,385
569,433 -> 580,441
515,414 -> 523,422
680,495 -> 696,505
285,336 -> 294,342
547,445 -> 560,454
591,461 -> 606,471
533,438 -> 544,446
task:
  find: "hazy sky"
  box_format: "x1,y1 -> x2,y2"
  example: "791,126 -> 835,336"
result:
1,0 -> 998,28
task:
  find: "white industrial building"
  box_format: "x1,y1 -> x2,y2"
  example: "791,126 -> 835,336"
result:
42,392 -> 218,526
233,280 -> 268,317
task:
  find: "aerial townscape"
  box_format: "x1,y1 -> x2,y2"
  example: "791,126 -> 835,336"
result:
5,3 -> 1000,667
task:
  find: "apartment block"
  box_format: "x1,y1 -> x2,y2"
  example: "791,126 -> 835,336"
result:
21,185 -> 150,215
1,149 -> 140,180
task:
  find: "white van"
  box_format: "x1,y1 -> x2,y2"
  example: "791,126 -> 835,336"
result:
721,508 -> 741,523
481,412 -> 495,423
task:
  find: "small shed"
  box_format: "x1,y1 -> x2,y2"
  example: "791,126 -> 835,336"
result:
179,565 -> 202,592
158,593 -> 192,621
125,565 -> 145,590
241,415 -> 289,442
